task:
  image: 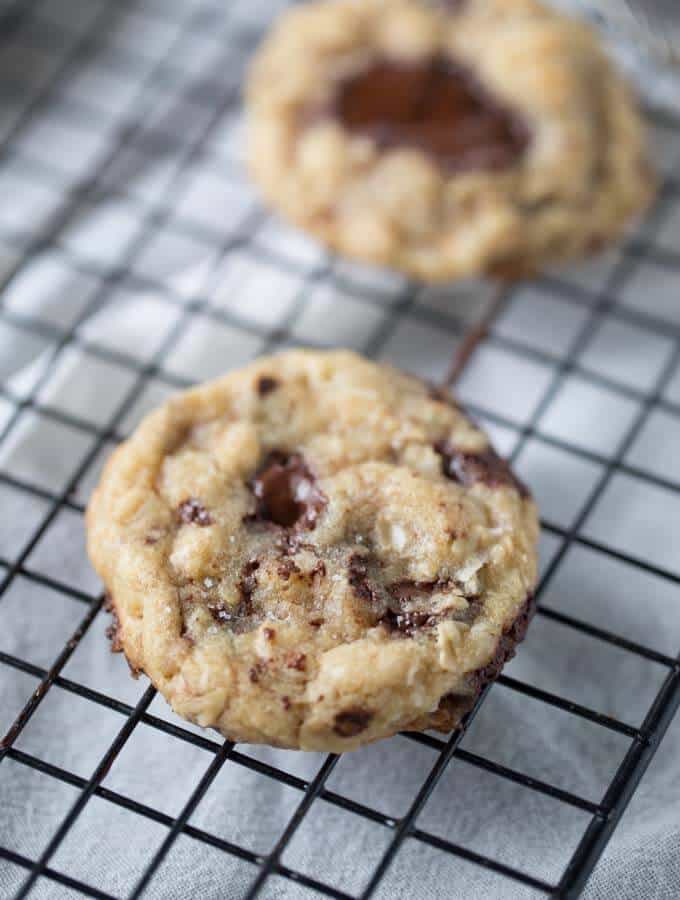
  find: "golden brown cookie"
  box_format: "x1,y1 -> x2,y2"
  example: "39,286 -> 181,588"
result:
246,0 -> 655,282
87,351 -> 539,751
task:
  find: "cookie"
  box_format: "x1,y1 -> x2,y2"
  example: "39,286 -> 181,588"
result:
87,351 -> 539,751
246,0 -> 655,283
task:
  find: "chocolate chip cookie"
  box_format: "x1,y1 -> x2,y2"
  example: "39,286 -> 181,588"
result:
246,0 -> 654,283
87,351 -> 539,751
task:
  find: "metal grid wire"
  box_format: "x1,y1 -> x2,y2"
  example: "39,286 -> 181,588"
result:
0,0 -> 679,897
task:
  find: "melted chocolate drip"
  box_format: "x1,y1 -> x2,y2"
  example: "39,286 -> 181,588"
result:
251,452 -> 327,529
329,56 -> 529,174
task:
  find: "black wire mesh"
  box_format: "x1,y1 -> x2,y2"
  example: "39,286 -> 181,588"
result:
0,0 -> 679,898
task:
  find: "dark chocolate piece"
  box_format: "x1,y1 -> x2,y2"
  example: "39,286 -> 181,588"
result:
310,560 -> 327,579
380,581 -> 482,636
251,452 -> 327,529
426,591 -> 536,733
333,707 -> 374,737
239,559 -> 260,612
209,560 -> 260,628
380,608 -> 438,635
178,498 -> 213,526
434,440 -> 529,497
257,375 -> 280,396
286,652 -> 307,671
348,554 -> 379,605
277,557 -> 301,580
209,605 -> 238,625
326,56 -> 528,174
381,579 -> 441,634
467,592 -> 535,692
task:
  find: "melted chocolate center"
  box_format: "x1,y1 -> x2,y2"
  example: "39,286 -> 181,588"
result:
252,452 -> 327,529
331,56 -> 528,173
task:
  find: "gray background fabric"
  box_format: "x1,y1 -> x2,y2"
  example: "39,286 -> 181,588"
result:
0,1 -> 679,897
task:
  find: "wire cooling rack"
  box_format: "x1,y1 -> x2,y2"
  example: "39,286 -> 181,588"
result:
0,0 -> 679,897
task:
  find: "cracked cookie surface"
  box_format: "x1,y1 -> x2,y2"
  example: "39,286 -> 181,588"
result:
87,351 -> 539,751
246,0 -> 655,283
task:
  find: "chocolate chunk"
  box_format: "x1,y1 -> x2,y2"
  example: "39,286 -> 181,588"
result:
277,557 -> 301,580
381,581 -> 481,635
276,532 -> 315,555
348,554 -> 378,605
381,580 -> 438,634
310,560 -> 327,579
434,440 -> 529,497
286,652 -> 307,671
333,707 -> 374,737
325,56 -> 528,174
282,695 -> 291,710
389,580 -> 443,603
249,662 -> 266,683
263,627 -> 276,641
178,498 -> 213,526
257,375 -> 280,396
468,592 -> 536,692
239,559 -> 260,612
381,608 -> 437,635
210,561 -> 260,627
251,452 -> 327,529
209,604 -> 237,625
